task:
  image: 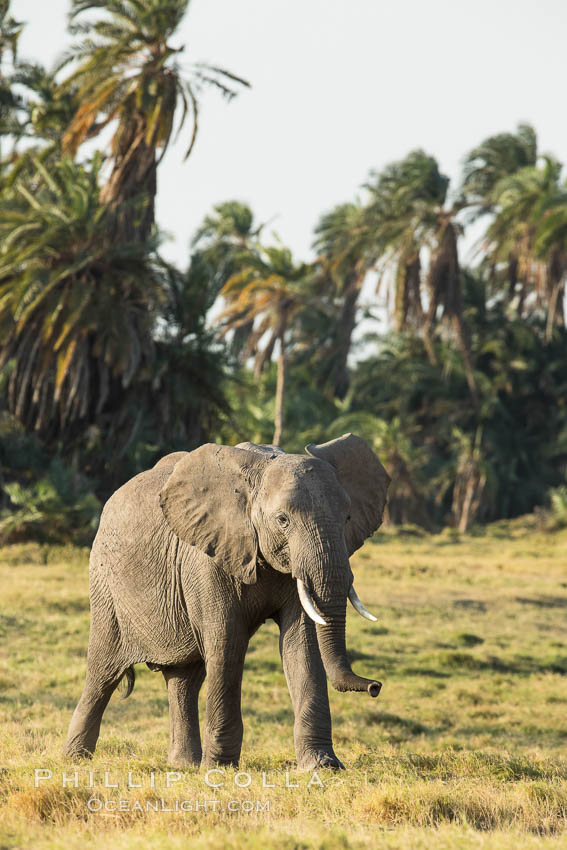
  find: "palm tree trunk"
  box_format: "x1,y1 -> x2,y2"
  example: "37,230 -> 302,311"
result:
428,221 -> 477,399
556,284 -> 565,328
545,281 -> 564,341
100,111 -> 156,242
423,271 -> 440,367
332,274 -> 363,399
517,279 -> 527,317
233,320 -> 255,362
544,253 -> 565,341
452,314 -> 477,401
273,328 -> 286,446
508,254 -> 518,301
457,471 -> 476,533
396,254 -> 437,365
422,326 -> 438,366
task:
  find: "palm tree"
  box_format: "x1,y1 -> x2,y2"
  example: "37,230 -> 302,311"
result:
191,201 -> 262,358
462,124 -> 538,306
462,123 -> 538,216
0,154 -> 164,439
0,0 -> 23,153
11,62 -> 79,147
59,0 -> 249,240
534,181 -> 567,335
193,201 -> 260,260
218,245 -> 313,445
0,1 -> 20,61
312,200 -> 377,398
144,259 -> 229,452
366,150 -> 477,396
448,427 -> 493,533
484,156 -> 566,337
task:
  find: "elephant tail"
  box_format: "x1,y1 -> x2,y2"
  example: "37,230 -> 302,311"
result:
119,665 -> 136,699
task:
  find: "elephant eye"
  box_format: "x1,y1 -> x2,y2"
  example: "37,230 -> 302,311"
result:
346,515 -> 351,522
275,512 -> 290,529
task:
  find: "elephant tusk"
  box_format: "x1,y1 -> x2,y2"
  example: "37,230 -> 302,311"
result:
297,579 -> 328,626
348,585 -> 378,622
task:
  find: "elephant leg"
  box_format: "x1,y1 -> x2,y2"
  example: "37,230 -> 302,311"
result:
63,658 -> 126,758
277,597 -> 344,771
163,662 -> 206,766
201,638 -> 247,768
63,579 -> 128,759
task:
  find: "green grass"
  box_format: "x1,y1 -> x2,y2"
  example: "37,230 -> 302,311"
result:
1,526 -> 567,848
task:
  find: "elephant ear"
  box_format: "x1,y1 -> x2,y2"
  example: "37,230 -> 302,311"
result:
159,443 -> 266,584
305,433 -> 390,556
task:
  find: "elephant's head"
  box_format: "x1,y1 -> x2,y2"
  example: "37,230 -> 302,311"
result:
159,433 -> 390,698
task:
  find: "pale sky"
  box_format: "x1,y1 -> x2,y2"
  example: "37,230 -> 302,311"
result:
14,0 -> 567,275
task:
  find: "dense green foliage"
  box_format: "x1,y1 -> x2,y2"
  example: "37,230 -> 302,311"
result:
0,2 -> 566,540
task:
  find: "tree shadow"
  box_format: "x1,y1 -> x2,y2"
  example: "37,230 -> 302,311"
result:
516,596 -> 567,609
361,710 -> 431,736
438,651 -> 567,676
453,599 -> 487,613
398,667 -> 451,679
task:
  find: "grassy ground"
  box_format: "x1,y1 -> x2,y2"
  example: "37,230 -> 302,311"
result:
0,523 -> 566,848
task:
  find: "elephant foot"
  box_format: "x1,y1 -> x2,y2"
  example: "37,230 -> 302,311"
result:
297,749 -> 345,771
62,740 -> 95,760
201,753 -> 240,769
167,748 -> 202,768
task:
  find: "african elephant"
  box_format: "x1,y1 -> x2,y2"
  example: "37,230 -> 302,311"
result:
63,433 -> 390,769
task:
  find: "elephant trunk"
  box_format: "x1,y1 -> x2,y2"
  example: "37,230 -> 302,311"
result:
315,599 -> 382,698
293,540 -> 381,698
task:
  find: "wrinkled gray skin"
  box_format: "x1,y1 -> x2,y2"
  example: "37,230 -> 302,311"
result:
63,433 -> 390,770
